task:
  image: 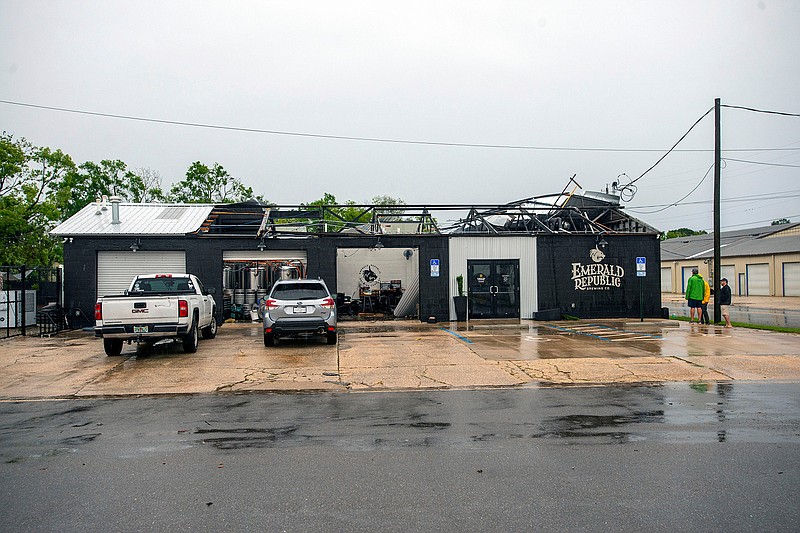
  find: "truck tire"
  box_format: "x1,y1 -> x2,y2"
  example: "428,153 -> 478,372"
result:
103,339 -> 123,356
201,316 -> 217,339
183,319 -> 199,353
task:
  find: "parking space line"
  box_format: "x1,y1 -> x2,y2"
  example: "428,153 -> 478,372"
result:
440,328 -> 474,344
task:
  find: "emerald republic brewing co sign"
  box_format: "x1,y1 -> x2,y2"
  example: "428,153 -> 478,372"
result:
571,245 -> 625,291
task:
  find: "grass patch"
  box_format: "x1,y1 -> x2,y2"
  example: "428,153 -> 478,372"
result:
670,314 -> 800,334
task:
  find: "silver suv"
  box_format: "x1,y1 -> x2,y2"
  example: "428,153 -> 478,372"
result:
262,279 -> 337,346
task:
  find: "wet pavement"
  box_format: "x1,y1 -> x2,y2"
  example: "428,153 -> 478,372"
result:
662,294 -> 800,328
1,385 -> 798,532
1,317 -> 799,399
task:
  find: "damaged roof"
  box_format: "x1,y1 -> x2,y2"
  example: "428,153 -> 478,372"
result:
51,202 -> 214,236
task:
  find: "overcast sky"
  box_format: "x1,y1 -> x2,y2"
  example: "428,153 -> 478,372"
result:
2,1 -> 799,232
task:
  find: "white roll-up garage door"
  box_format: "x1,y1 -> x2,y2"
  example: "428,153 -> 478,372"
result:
97,251 -> 186,298
783,262 -> 800,296
720,265 -> 735,293
660,267 -> 672,292
746,263 -> 770,296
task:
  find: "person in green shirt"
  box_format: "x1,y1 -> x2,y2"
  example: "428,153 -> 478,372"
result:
685,268 -> 705,323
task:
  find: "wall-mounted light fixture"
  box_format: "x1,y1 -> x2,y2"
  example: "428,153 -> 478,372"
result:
130,238 -> 141,252
596,233 -> 609,249
373,237 -> 384,250
257,240 -> 266,252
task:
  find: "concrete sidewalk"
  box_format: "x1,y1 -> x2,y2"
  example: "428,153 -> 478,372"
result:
1,318 -> 799,399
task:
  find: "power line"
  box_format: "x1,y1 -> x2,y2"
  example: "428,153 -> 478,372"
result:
628,163 -> 714,213
721,104 -> 800,117
629,107 -> 714,186
2,98 -> 799,153
701,214 -> 800,232
628,189 -> 800,209
723,157 -> 800,169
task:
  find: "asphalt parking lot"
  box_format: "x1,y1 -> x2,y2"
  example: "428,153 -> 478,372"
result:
1,318 -> 800,399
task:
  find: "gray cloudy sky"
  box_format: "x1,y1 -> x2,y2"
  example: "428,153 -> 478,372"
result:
2,0 -> 799,232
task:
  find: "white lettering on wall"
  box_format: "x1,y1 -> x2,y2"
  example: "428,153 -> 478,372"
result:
571,262 -> 625,291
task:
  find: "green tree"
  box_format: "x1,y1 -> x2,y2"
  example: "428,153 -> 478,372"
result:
0,133 -> 74,266
660,227 -> 707,241
169,161 -> 254,203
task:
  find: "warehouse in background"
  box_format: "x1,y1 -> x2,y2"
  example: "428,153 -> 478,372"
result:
660,223 -> 800,297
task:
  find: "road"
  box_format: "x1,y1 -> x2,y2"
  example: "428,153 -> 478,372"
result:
2,384 -> 798,532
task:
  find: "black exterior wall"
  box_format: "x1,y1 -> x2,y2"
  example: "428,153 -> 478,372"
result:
536,234 -> 662,318
62,234 -> 451,325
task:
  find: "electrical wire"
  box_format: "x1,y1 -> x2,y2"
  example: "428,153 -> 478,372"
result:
627,163 -> 714,214
722,157 -> 800,168
628,107 -> 714,186
2,98 -> 798,153
721,104 -> 800,117
628,190 -> 800,209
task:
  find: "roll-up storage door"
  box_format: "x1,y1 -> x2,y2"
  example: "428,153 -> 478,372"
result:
746,263 -> 770,296
660,267 -> 672,292
97,251 -> 186,298
783,262 -> 800,296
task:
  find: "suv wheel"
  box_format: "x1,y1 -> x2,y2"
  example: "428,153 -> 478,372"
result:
263,331 -> 275,347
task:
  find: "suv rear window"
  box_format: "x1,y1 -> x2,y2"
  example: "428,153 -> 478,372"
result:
271,283 -> 328,300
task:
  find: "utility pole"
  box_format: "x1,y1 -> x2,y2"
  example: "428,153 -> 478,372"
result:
713,98 -> 722,323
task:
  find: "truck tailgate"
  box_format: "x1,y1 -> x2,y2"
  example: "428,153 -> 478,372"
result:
100,296 -> 180,324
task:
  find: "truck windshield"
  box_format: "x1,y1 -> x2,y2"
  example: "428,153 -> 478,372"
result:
132,278 -> 194,294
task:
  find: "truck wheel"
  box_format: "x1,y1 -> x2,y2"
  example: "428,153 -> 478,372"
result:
201,316 -> 217,339
183,320 -> 199,353
103,339 -> 123,356
263,331 -> 275,347
326,331 -> 337,345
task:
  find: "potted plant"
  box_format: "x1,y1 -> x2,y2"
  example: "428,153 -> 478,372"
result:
453,275 -> 467,321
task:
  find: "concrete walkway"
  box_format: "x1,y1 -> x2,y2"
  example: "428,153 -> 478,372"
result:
1,318 -> 799,399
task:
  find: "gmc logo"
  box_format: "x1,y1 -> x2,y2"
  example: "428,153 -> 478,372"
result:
132,309 -> 149,314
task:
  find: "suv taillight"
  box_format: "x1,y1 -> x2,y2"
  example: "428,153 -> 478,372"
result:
95,302 -> 102,320
265,299 -> 279,309
178,300 -> 189,317
321,297 -> 335,308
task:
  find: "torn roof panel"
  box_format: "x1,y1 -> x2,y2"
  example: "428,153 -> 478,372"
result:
50,203 -> 214,236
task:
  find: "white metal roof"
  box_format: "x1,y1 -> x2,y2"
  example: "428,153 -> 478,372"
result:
51,202 -> 214,236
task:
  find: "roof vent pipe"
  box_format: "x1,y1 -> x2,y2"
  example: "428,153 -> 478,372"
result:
110,196 -> 122,224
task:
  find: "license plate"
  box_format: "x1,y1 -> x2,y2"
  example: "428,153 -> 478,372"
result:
293,306 -> 307,314
133,326 -> 149,333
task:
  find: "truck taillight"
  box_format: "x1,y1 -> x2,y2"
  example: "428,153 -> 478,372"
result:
321,297 -> 335,308
95,302 -> 102,320
265,299 -> 279,309
178,300 -> 189,317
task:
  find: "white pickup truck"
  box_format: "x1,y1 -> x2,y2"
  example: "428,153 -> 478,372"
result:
94,273 -> 217,356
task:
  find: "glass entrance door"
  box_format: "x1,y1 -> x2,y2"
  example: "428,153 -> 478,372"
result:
467,259 -> 520,319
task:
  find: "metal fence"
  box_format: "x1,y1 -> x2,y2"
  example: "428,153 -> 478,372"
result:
0,265 -> 86,338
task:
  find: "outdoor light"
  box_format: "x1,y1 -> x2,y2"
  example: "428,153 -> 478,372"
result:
129,238 -> 141,252
596,233 -> 608,249
257,241 -> 266,252
373,238 -> 384,250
